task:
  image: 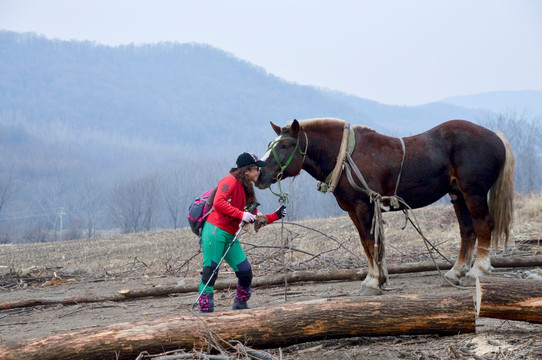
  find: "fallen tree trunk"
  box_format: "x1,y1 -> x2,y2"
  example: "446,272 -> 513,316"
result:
1,255 -> 540,310
0,293 -> 475,360
476,276 -> 542,323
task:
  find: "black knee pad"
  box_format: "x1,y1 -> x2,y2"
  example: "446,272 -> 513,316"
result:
236,258 -> 251,272
235,269 -> 253,288
201,265 -> 219,287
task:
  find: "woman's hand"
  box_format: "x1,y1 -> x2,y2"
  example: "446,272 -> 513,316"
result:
274,205 -> 286,219
242,212 -> 256,223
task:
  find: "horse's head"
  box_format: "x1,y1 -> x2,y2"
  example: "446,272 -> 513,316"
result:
256,119 -> 306,189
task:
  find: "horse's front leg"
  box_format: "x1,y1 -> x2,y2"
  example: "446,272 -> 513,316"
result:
348,210 -> 386,296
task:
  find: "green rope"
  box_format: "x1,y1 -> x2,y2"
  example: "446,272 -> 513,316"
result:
264,133 -> 307,205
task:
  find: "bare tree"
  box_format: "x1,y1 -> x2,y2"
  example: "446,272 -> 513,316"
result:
31,177 -> 66,241
161,168 -> 189,229
0,177 -> 21,243
109,174 -> 159,233
77,178 -> 104,238
481,111 -> 542,193
0,177 -> 18,215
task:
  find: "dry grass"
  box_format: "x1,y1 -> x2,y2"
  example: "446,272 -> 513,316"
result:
1,193 -> 541,280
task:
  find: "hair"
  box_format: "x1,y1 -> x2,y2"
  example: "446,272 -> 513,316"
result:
230,164 -> 257,205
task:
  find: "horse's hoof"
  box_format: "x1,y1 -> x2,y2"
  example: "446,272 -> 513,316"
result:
442,275 -> 461,286
357,286 -> 382,296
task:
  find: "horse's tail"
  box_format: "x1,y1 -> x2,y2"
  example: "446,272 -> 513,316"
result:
489,131 -> 515,251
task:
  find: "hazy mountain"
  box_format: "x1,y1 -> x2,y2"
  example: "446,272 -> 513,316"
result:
0,30 -> 497,178
440,90 -> 542,117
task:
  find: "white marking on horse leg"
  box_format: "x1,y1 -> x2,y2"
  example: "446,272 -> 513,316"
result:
360,260 -> 382,295
361,273 -> 380,288
466,252 -> 492,278
444,260 -> 470,285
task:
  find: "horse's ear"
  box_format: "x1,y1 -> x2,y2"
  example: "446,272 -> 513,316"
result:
291,119 -> 299,137
271,122 -> 281,135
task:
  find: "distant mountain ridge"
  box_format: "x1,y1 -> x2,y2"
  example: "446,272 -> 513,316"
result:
441,90 -> 542,117
0,30 -> 537,180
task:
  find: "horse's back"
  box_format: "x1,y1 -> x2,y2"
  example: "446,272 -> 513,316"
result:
431,120 -> 506,162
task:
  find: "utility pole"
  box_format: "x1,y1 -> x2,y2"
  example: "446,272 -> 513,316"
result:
57,207 -> 66,241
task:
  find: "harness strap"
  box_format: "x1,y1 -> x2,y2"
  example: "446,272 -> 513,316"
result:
343,137 -> 406,204
342,137 -> 407,273
328,124 -> 351,192
395,138 -> 406,197
317,123 -> 355,193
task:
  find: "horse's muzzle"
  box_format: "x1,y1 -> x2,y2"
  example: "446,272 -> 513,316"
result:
255,171 -> 276,189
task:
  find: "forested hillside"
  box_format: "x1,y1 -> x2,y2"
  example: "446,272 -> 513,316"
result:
0,31 -> 540,243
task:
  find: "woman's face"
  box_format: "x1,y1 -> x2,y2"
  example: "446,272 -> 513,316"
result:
245,166 -> 260,183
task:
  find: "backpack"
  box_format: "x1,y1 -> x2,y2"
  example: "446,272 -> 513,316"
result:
187,187 -> 217,237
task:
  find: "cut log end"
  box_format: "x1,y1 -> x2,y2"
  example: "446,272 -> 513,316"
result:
476,275 -> 542,323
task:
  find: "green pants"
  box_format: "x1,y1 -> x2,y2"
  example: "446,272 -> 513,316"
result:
198,222 -> 249,294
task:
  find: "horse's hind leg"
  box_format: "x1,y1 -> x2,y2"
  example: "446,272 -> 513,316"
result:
444,193 -> 476,285
464,194 -> 494,278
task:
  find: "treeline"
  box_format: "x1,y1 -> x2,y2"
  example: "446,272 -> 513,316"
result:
0,113 -> 540,244
0,160 -> 342,243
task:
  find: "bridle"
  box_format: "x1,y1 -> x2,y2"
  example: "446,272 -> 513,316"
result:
267,131 -> 309,181
265,131 -> 309,202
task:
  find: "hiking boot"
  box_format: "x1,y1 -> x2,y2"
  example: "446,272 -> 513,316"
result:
199,293 -> 214,313
232,299 -> 251,310
232,284 -> 251,310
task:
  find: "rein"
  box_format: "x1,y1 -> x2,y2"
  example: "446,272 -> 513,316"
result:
265,130 -> 308,302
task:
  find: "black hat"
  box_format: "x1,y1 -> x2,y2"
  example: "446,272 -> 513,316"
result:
236,152 -> 267,168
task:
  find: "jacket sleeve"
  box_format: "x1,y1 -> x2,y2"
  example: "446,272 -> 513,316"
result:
213,176 -> 244,220
264,212 -> 280,224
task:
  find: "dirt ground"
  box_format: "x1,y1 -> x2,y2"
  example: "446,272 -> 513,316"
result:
1,197 -> 542,359
1,264 -> 541,359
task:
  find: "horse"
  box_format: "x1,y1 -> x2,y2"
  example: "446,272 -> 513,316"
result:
255,118 -> 514,295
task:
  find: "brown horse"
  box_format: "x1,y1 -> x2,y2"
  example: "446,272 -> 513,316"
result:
255,118 -> 514,295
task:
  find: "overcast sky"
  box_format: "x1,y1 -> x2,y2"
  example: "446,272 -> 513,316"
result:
1,0 -> 541,106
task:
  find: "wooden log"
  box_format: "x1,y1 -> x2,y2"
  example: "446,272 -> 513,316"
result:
476,276 -> 542,323
1,255 -> 541,311
0,293 -> 475,360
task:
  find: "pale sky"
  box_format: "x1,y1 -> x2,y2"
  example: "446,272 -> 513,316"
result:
1,0 -> 541,106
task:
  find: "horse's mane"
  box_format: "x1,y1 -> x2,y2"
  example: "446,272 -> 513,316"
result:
287,118 -> 376,133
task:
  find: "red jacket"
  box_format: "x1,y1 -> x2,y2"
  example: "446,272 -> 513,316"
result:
207,174 -> 279,234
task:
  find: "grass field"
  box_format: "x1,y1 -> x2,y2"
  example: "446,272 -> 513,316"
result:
1,193 -> 540,281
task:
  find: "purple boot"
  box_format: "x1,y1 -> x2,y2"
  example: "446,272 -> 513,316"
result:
199,293 -> 214,313
232,284 -> 252,310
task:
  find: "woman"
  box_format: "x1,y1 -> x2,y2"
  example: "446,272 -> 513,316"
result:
198,152 -> 286,313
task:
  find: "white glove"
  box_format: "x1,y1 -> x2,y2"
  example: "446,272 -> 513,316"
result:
242,212 -> 256,223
